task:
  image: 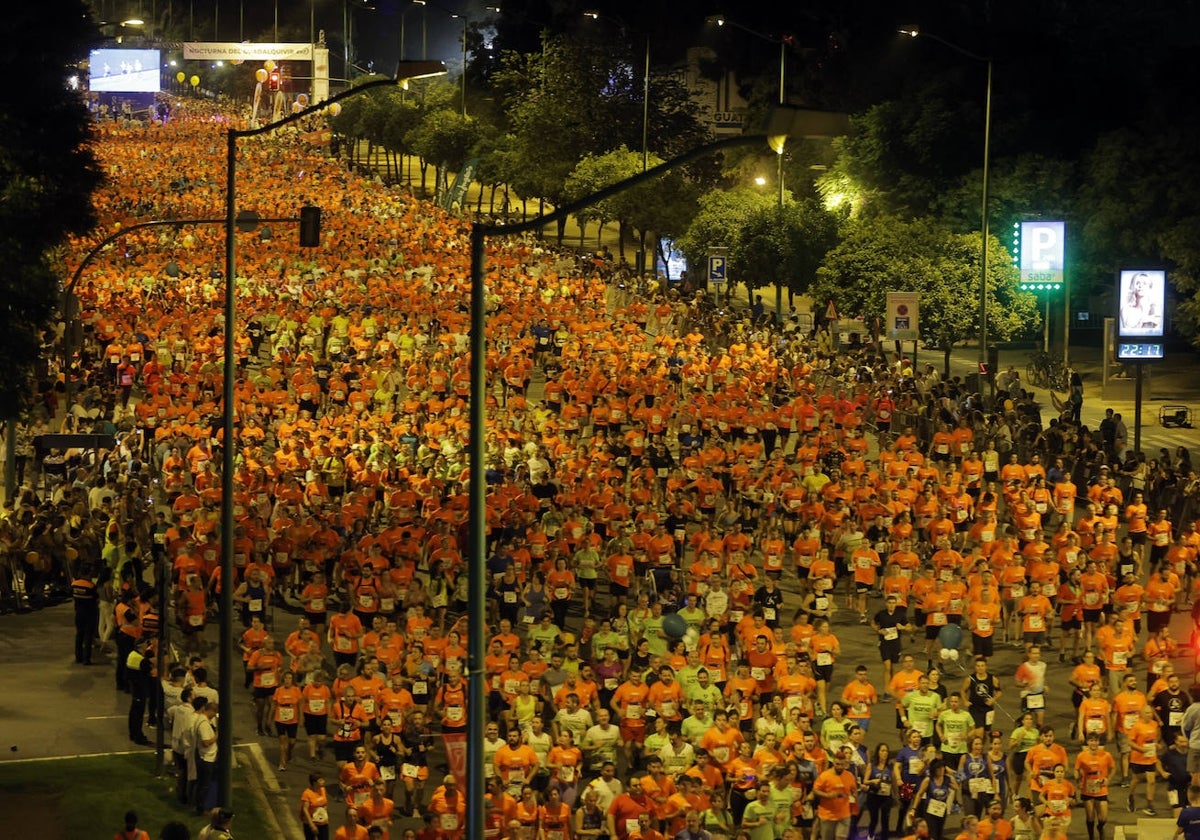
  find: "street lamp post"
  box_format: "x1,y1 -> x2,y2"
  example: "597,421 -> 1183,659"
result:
900,26 -> 993,371
217,60 -> 446,810
466,107 -> 846,840
400,0 -> 427,61
708,15 -> 788,317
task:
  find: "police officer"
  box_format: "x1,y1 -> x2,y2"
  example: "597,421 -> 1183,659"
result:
72,563 -> 100,665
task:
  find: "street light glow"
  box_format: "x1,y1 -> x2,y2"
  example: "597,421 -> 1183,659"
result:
899,26 -> 920,37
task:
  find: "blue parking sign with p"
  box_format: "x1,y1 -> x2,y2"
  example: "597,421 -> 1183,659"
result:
708,256 -> 726,283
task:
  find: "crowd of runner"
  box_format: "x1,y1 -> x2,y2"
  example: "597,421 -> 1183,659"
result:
4,96 -> 1200,840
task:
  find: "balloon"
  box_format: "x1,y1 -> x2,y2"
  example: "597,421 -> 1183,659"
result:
291,101 -> 302,113
662,613 -> 687,639
939,648 -> 952,661
264,59 -> 276,71
1004,399 -> 1014,411
189,75 -> 200,87
256,68 -> 268,83
231,58 -> 244,66
936,623 -> 963,651
327,102 -> 342,117
948,649 -> 960,662
176,71 -> 185,83
296,93 -> 309,107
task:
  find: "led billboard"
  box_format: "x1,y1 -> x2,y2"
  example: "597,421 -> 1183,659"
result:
1118,269 -> 1165,338
89,49 -> 161,93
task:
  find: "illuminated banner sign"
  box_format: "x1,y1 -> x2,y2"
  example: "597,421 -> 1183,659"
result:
1019,220 -> 1065,291
183,42 -> 315,61
886,291 -> 919,341
1118,269 -> 1166,338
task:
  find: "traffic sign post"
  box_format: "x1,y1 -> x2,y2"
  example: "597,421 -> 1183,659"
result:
707,250 -> 728,302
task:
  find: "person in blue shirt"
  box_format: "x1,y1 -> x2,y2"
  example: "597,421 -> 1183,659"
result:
1174,785 -> 1200,840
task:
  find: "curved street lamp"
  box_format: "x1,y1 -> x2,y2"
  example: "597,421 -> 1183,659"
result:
217,60 -> 447,810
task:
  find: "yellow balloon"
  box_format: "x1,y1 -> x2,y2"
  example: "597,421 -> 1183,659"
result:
264,59 -> 276,71
176,71 -> 185,83
255,68 -> 268,83
291,101 -> 302,113
190,75 -> 200,87
1004,399 -> 1014,411
327,102 -> 342,117
296,93 -> 309,107
231,58 -> 244,66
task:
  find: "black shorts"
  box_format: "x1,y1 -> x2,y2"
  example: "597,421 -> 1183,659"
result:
1148,611 -> 1171,633
972,634 -> 994,658
1083,609 -> 1103,623
880,640 -> 902,663
969,708 -> 992,728
856,583 -> 872,594
1081,794 -> 1108,802
1023,631 -> 1046,647
812,663 -> 834,683
1060,617 -> 1082,631
925,625 -> 943,640
333,739 -> 361,762
304,714 -> 328,736
580,578 -> 596,590
276,722 -> 299,738
254,686 -> 276,700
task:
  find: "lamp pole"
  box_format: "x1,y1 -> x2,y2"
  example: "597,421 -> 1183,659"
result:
218,61 -> 446,810
450,13 -> 468,117
901,27 -> 992,369
400,0 -> 427,61
708,15 -> 789,317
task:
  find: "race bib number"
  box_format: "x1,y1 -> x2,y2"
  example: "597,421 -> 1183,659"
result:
440,814 -> 459,831
260,671 -> 277,687
278,707 -> 295,722
402,763 -> 419,779
816,652 -> 833,667
1028,615 -> 1044,630
976,618 -> 991,632
309,699 -> 326,714
1025,693 -> 1044,709
969,778 -> 993,796
309,599 -> 325,612
764,608 -> 776,621
335,637 -> 352,651
189,614 -> 204,627
883,628 -> 899,641
380,765 -> 396,780
446,705 -> 463,722
926,798 -> 948,817
504,591 -> 518,603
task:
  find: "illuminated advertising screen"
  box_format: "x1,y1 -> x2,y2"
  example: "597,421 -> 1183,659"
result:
89,49 -> 161,93
1118,269 -> 1166,338
1019,220 -> 1065,290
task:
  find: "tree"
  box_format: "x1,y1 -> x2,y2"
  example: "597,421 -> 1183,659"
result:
405,110 -> 482,201
676,188 -> 776,278
730,199 -> 839,300
3,6 -> 102,420
811,215 -> 1039,372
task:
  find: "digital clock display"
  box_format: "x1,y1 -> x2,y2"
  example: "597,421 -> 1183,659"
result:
1117,342 -> 1164,360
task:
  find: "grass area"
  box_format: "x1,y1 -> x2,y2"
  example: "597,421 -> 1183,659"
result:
0,752 -> 277,840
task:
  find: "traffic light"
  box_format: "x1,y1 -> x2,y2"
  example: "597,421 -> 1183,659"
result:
268,69 -> 281,91
299,205 -> 321,247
